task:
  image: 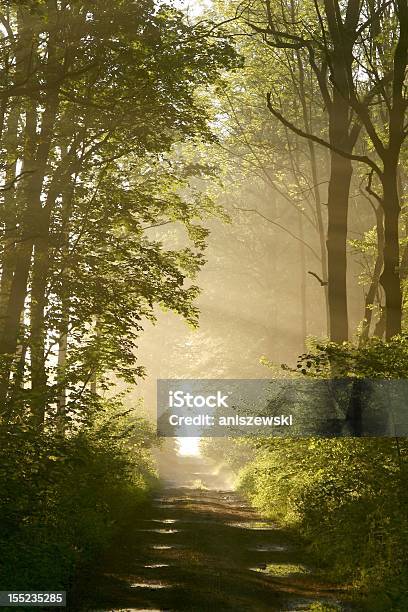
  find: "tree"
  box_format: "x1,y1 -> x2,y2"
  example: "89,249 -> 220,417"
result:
0,0 -> 238,423
223,0 -> 408,341
200,17 -> 331,340
226,0 -> 364,342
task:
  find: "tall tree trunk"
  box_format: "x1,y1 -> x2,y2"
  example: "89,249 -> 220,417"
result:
0,2 -> 59,398
0,91 -> 58,357
295,47 -> 329,335
298,209 -> 307,348
261,0 -> 361,344
57,324 -> 68,434
0,100 -> 37,402
326,148 -> 353,342
56,174 -> 74,433
30,209 -> 51,425
323,0 -> 362,342
359,206 -> 384,345
30,164 -> 71,425
0,7 -> 33,360
380,163 -> 402,339
0,103 -> 20,348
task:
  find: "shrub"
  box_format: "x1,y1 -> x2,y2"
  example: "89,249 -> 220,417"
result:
0,406 -> 158,591
238,338 -> 408,610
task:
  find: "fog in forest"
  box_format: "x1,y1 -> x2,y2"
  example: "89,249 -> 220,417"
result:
131,181 -> 375,482
2,0 -> 407,607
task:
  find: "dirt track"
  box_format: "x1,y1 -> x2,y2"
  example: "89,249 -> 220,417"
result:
74,481 -> 351,611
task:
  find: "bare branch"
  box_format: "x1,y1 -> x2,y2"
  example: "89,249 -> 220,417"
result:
266,92 -> 383,176
308,270 -> 328,285
234,205 -> 321,260
0,169 -> 35,192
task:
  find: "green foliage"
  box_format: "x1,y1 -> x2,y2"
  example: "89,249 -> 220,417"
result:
237,338 -> 408,610
200,437 -> 254,473
0,1 -> 239,597
239,437 -> 408,609
307,604 -> 342,612
0,0 -> 240,415
295,335 -> 408,378
0,405 -> 158,591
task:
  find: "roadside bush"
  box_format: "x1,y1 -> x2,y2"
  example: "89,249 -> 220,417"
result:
238,337 -> 408,610
238,438 -> 408,610
0,406 -> 158,592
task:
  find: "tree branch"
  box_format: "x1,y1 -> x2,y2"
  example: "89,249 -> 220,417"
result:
266,92 -> 383,176
308,270 -> 328,285
234,205 -> 320,260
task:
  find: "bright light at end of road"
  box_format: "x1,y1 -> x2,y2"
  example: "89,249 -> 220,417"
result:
176,437 -> 202,456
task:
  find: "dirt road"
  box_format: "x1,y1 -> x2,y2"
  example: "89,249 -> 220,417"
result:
74,483 -> 350,611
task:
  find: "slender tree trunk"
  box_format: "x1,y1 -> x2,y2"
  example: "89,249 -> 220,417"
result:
380,163 -> 402,339
30,209 -> 51,425
0,91 -> 58,356
309,143 -> 329,336
326,148 -> 353,342
374,298 -> 386,338
30,165 -> 71,424
298,209 -> 307,348
295,48 -> 329,335
322,0 -> 361,342
6,313 -> 28,418
359,206 -> 384,345
90,321 -> 101,395
57,325 -> 68,433
0,104 -> 20,353
56,174 -> 74,433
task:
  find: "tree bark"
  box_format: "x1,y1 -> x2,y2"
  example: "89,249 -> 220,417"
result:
380,164 -> 402,338
323,0 -> 361,343
359,205 -> 384,345
326,148 -> 353,343
56,175 -> 75,433
0,1 -> 59,372
295,49 -> 329,335
298,209 -> 307,348
0,90 -> 58,357
0,103 -> 20,332
30,162 -> 71,425
30,209 -> 51,425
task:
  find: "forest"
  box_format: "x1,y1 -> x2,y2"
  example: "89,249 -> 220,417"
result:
0,0 -> 407,611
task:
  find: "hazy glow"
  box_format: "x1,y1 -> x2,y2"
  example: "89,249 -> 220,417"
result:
172,0 -> 212,16
176,436 -> 201,456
